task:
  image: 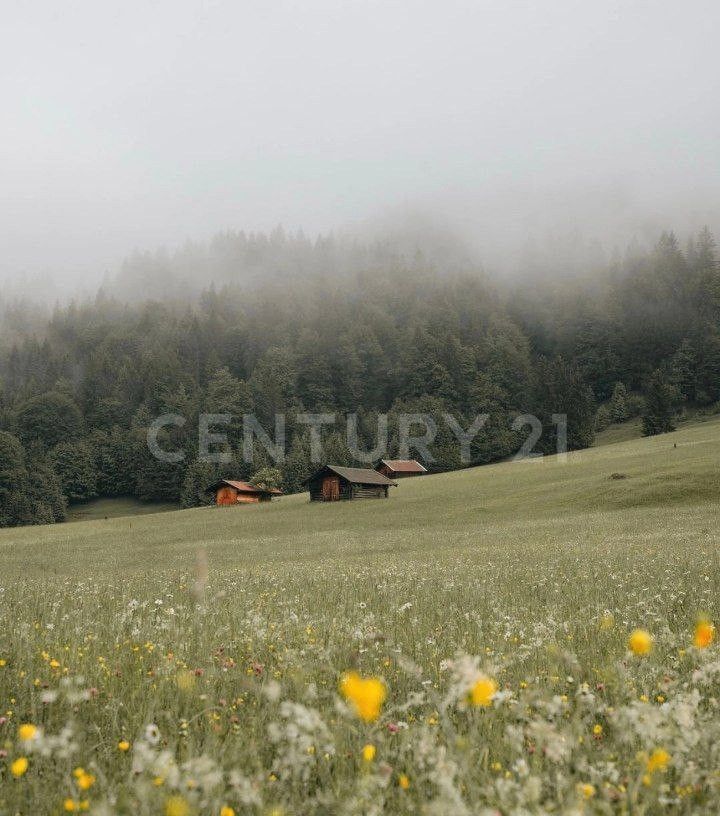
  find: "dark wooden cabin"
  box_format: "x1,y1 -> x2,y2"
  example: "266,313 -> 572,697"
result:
207,479 -> 282,506
374,459 -> 427,478
305,465 -> 396,501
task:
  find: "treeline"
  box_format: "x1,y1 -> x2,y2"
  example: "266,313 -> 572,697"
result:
0,227 -> 718,527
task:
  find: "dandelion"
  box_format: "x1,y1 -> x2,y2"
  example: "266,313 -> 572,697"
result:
117,740 -> 131,752
339,672 -> 386,723
10,756 -> 28,777
361,744 -> 376,761
220,808 -> 236,816
469,674 -> 498,707
592,723 -> 603,736
628,629 -> 653,656
17,723 -> 38,742
398,774 -> 410,790
165,795 -> 190,816
694,619 -> 715,649
646,748 -> 670,773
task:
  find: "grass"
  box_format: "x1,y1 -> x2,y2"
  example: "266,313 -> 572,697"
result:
1,417 -> 720,813
65,497 -> 178,524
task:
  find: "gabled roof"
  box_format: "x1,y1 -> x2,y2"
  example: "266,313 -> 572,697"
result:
206,479 -> 283,495
376,459 -> 427,473
304,465 -> 396,486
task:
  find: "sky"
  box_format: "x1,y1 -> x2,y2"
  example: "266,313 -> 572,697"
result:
1,0 -> 719,293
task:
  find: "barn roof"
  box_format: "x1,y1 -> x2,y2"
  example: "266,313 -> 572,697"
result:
304,465 -> 396,486
206,479 -> 283,495
377,459 -> 427,473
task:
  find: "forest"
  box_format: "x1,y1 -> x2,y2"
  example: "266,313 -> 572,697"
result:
0,226 -> 718,527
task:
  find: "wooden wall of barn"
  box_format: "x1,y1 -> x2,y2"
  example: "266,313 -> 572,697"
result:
351,485 -> 388,499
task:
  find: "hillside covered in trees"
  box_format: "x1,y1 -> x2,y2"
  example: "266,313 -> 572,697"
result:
1,226 -> 718,527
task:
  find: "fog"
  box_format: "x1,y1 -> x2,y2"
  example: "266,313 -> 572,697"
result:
2,0 -> 719,297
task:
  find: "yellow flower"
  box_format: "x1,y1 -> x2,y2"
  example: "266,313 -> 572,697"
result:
165,795 -> 190,816
49,659 -> 61,669
592,723 -> 603,735
646,748 -> 670,773
694,619 -> 715,649
361,744 -> 376,762
18,723 -> 38,742
469,674 -> 498,707
628,629 -> 653,656
339,672 -> 386,723
577,783 -> 596,799
10,756 -> 29,777
64,800 -> 78,813
118,740 -> 131,752
75,771 -> 95,791
398,773 -> 410,790
220,808 -> 236,816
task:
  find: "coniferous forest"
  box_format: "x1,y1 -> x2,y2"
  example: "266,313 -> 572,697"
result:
1,226 -> 719,527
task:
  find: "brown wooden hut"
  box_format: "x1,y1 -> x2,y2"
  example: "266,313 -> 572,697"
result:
305,465 -> 396,501
207,479 -> 282,506
374,459 -> 427,478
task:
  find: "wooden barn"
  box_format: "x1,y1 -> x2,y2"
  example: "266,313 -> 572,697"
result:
374,459 -> 427,478
207,479 -> 282,506
305,465 -> 396,501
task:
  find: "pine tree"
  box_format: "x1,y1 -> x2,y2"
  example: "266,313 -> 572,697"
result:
609,382 -> 628,423
641,370 -> 680,436
15,391 -> 84,449
51,441 -> 98,503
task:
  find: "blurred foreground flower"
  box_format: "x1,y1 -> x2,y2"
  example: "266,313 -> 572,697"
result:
165,795 -> 189,816
17,723 -> 38,742
646,748 -> 671,773
469,674 -> 498,707
10,757 -> 28,777
694,619 -> 715,649
628,629 -> 653,656
340,672 -> 386,722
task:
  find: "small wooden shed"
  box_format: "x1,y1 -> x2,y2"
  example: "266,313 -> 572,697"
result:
374,459 -> 428,478
305,465 -> 396,501
207,479 -> 282,506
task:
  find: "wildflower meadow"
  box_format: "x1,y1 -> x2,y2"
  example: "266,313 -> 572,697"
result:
1,419 -> 719,814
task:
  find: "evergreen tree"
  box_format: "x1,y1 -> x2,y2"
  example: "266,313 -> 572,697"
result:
180,460 -> 218,508
204,366 -> 252,448
609,382 -> 628,423
51,441 -> 98,503
15,391 -> 84,449
0,431 -> 31,527
534,357 -> 596,452
282,433 -> 313,493
25,444 -> 66,522
642,370 -> 680,436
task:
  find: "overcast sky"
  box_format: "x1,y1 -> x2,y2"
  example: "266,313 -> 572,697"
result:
2,0 -> 719,291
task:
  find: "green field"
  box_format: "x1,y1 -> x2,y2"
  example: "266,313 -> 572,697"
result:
1,419 -> 720,813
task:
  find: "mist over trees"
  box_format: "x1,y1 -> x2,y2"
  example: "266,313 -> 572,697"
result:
0,225 -> 718,526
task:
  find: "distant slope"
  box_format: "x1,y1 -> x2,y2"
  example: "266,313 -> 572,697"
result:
1,416 -> 718,579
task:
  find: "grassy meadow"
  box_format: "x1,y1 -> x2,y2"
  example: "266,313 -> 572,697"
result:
1,418 -> 720,814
